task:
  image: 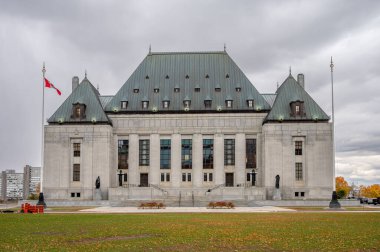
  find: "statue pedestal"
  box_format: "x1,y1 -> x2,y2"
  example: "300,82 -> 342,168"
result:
273,188 -> 282,200
94,189 -> 102,200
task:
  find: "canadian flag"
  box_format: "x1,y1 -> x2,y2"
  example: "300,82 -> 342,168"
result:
44,78 -> 61,95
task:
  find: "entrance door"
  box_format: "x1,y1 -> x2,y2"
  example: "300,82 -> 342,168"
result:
225,173 -> 234,187
140,173 -> 149,187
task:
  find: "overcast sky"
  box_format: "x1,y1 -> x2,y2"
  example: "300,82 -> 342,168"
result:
0,0 -> 379,186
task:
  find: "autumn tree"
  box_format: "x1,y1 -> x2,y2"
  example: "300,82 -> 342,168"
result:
360,184 -> 380,198
335,176 -> 351,199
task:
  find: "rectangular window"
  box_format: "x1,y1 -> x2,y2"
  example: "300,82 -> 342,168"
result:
142,101 -> 149,109
204,173 -> 208,182
160,139 -> 171,169
203,139 -> 213,169
73,143 -> 80,157
209,173 -> 213,182
161,173 -> 165,182
121,101 -> 128,109
295,192 -> 299,197
163,101 -> 170,108
160,172 -> 170,182
118,140 -> 129,169
187,173 -> 191,182
246,139 -> 256,168
203,173 -> 213,182
182,173 -> 192,182
182,173 -> 186,182
225,100 -> 233,108
181,139 -> 192,169
139,140 -> 150,166
183,100 -> 191,108
247,173 -> 251,182
247,100 -> 254,108
301,192 -> 305,197
123,173 -> 128,182
166,173 -> 170,182
224,139 -> 235,165
73,164 -> 80,181
295,141 -> 303,155
295,163 -> 303,181
71,193 -> 75,197
204,100 -> 212,108
76,193 -> 81,197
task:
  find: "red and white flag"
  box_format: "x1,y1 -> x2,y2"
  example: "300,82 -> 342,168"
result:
44,78 -> 61,95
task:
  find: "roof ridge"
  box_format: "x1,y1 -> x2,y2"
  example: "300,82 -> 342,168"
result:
149,51 -> 227,55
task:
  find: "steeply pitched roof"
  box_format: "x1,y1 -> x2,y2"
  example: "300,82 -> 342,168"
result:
261,94 -> 277,108
48,78 -> 111,124
105,51 -> 270,112
264,75 -> 329,123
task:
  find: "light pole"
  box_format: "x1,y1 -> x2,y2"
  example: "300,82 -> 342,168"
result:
250,169 -> 257,186
329,57 -> 341,209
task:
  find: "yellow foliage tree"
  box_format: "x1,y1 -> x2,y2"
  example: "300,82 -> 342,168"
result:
360,184 -> 380,198
335,176 -> 351,199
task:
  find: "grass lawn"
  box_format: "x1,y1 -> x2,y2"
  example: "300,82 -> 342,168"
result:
0,213 -> 379,251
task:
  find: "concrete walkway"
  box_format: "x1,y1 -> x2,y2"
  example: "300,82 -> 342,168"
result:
79,206 -> 296,213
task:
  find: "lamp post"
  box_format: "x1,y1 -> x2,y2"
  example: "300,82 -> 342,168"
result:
329,57 -> 341,209
118,170 -> 123,187
250,169 -> 257,186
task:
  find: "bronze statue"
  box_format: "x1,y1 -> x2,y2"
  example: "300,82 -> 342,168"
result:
275,175 -> 280,189
95,176 -> 100,189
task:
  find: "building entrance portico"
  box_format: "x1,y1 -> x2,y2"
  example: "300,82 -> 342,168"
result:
140,174 -> 148,187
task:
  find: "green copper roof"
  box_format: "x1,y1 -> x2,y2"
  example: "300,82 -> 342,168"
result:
261,94 -> 277,108
48,78 -> 111,124
105,51 -> 270,112
264,75 -> 329,123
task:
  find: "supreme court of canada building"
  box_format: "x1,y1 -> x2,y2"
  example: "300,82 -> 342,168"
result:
43,50 -> 334,202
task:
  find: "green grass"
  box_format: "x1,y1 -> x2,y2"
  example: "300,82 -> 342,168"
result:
0,213 -> 379,251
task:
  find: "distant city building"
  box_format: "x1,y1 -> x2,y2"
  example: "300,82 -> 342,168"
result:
0,172 -> 4,201
5,170 -> 24,200
23,165 -> 41,199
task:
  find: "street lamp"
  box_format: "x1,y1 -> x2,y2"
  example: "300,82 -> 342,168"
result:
118,170 -> 123,187
250,169 -> 257,186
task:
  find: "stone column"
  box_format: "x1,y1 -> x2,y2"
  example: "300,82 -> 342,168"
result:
171,134 -> 181,188
149,134 -> 160,185
214,134 -> 224,185
128,134 -> 139,185
192,134 -> 203,188
235,133 -> 246,186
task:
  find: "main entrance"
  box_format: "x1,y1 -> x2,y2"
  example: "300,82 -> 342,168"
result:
225,173 -> 234,187
140,173 -> 149,187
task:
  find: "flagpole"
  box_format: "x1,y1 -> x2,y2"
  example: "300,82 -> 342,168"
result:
329,57 -> 340,208
37,62 -> 47,208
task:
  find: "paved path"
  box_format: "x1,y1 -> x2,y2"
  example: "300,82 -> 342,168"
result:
79,206 -> 296,213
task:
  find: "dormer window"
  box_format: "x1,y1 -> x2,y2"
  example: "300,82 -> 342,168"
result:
72,103 -> 86,119
165,75 -> 169,79
121,101 -> 128,109
174,88 -> 180,93
247,100 -> 254,108
142,101 -> 149,109
145,75 -> 149,79
225,100 -> 233,108
226,74 -> 230,78
162,100 -> 170,108
236,87 -> 241,92
185,75 -> 189,79
154,88 -> 159,93
133,88 -> 139,93
183,100 -> 191,108
205,74 -> 209,79
204,100 -> 212,108
215,87 -> 221,92
290,101 -> 305,117
195,87 -> 200,92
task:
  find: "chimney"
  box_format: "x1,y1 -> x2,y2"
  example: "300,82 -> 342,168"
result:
72,76 -> 79,92
297,73 -> 305,89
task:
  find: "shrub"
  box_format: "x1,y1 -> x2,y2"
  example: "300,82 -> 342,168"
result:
139,202 -> 165,209
207,201 -> 235,209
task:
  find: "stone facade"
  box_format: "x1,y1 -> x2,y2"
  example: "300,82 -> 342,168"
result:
43,51 -> 334,201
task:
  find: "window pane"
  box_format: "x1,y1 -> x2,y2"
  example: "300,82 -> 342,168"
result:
246,139 -> 256,168
160,139 -> 171,169
73,164 -> 80,181
295,141 -> 302,155
73,143 -> 80,157
224,139 -> 235,165
139,140 -> 150,166
295,163 -> 303,181
203,139 -> 213,169
118,140 -> 129,169
181,139 -> 192,169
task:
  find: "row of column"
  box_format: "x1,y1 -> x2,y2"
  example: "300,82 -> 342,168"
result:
124,133 -> 255,188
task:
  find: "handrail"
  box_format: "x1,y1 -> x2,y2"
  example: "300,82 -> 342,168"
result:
205,184 -> 224,194
149,184 -> 168,195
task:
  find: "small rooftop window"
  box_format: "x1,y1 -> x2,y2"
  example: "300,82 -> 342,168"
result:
183,100 -> 191,108
225,100 -> 233,108
154,88 -> 159,93
174,88 -> 180,93
71,103 -> 86,119
121,101 -> 128,109
142,101 -> 149,109
247,100 -> 254,108
162,100 -> 170,108
226,74 -> 230,78
236,87 -> 241,92
290,101 -> 305,117
145,75 -> 149,79
205,74 -> 209,79
185,75 -> 189,79
204,100 -> 212,108
133,88 -> 139,93
165,75 -> 169,79
195,87 -> 200,92
215,87 -> 221,92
